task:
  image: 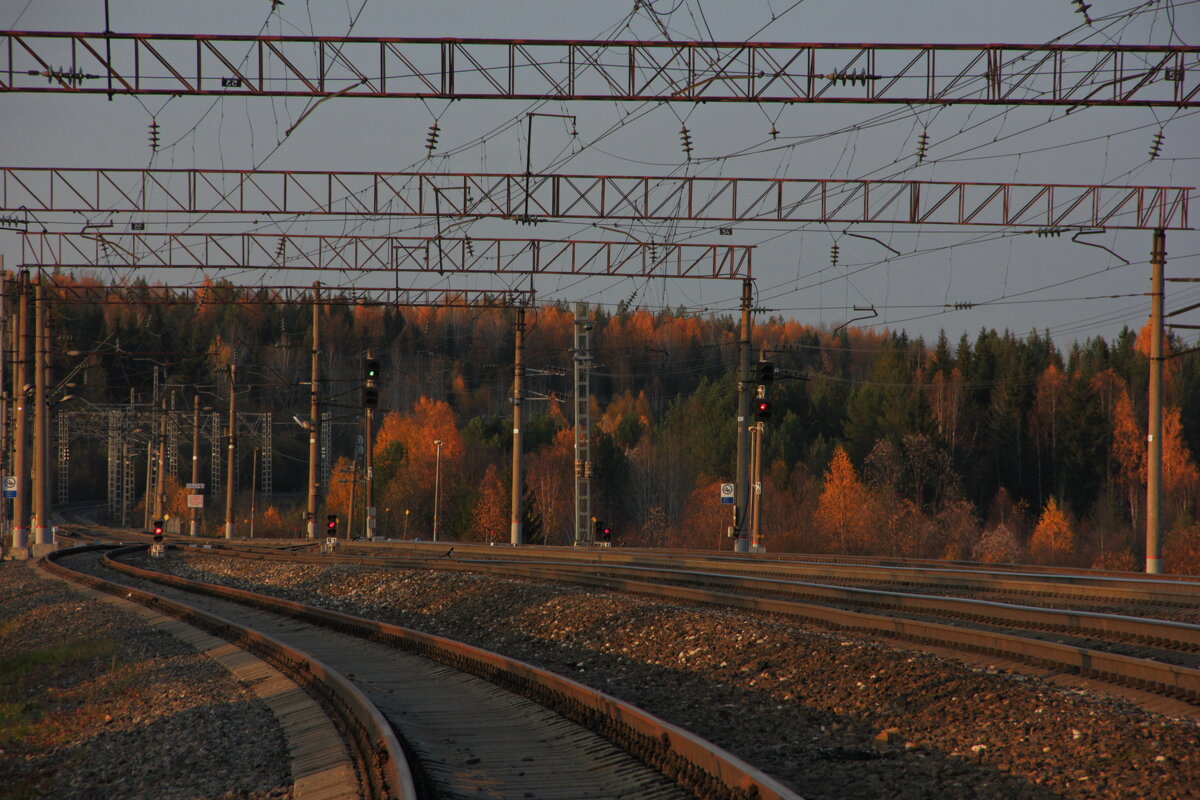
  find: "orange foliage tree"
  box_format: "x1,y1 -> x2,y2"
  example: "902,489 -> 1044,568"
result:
667,478 -> 733,550
526,428 -> 574,545
1028,497 -> 1075,565
373,398 -> 463,538
1111,389 -> 1145,528
814,446 -> 876,554
471,464 -> 509,543
1163,406 -> 1200,521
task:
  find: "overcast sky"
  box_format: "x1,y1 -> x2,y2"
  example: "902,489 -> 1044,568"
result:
1,0 -> 1197,348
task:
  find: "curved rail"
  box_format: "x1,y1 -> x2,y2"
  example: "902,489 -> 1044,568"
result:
96,544 -> 802,800
351,540 -> 1200,605
42,544 -> 415,800
170,540 -> 1200,703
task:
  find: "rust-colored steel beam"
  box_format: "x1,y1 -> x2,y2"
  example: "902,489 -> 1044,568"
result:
2,168 -> 1191,230
2,32 -> 1196,106
20,231 -> 752,279
40,281 -> 533,307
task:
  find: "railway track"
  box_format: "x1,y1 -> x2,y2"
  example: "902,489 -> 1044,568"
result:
43,543 -> 801,800
84,531 -> 1200,707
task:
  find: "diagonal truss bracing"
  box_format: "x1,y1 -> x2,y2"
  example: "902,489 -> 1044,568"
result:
1,33 -> 1196,106
39,282 -> 534,307
20,232 -> 753,279
1,168 -> 1190,230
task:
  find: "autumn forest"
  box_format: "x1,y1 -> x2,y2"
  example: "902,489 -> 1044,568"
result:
51,278 -> 1200,574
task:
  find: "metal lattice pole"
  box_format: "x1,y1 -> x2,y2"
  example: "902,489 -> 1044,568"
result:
321,409 -> 332,489
573,304 -> 593,546
260,412 -> 272,498
210,411 -> 222,497
121,435 -> 134,529
56,410 -> 69,504
167,410 -> 179,477
107,409 -> 120,517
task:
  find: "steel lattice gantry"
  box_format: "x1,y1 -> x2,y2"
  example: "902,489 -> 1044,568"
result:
1,33 -> 1196,106
61,407 -> 272,519
18,233 -> 753,279
34,282 -> 534,307
1,169 -> 1190,230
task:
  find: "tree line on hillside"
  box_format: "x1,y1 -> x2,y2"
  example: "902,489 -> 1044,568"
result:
43,276 -> 1200,573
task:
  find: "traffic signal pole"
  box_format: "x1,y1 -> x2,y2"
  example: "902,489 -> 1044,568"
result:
734,280 -> 753,553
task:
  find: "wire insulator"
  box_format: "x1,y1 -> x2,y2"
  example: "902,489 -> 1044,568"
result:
824,68 -> 878,86
425,122 -> 440,155
464,236 -> 475,256
148,119 -> 160,151
769,125 -> 779,140
1072,0 -> 1093,24
679,126 -> 693,161
916,129 -> 929,163
830,242 -> 840,266
1149,129 -> 1164,160
275,237 -> 286,261
1035,227 -> 1068,238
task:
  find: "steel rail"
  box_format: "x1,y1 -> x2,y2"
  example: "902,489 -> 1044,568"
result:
2,33 -> 1196,107
41,544 -> 415,800
366,540 -> 1200,605
177,542 -> 1200,659
1,168 -> 1190,230
414,558 -> 1200,652
54,529 -> 1200,702
139,537 -> 1200,701
95,543 -> 802,800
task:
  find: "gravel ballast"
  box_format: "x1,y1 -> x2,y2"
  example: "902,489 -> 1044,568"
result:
0,559 -> 292,800
145,553 -> 1200,800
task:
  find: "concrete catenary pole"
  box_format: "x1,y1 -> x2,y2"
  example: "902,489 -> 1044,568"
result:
32,278 -> 49,546
306,282 -> 320,539
510,306 -> 525,545
190,393 -> 201,536
0,267 -> 7,542
734,279 -> 753,553
365,350 -> 375,541
1146,229 -> 1166,574
11,271 -> 29,550
224,363 -> 236,539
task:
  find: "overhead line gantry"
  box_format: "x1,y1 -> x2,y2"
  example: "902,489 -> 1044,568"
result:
3,29 -> 1189,564
18,233 -> 753,279
1,33 -> 1196,106
1,168 -> 1190,230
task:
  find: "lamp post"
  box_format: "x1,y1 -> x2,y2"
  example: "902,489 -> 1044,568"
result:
432,439 -> 443,542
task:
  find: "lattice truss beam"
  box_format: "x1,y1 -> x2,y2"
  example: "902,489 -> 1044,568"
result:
20,232 -> 753,279
1,169 -> 1190,230
2,33 -> 1196,106
38,281 -> 534,307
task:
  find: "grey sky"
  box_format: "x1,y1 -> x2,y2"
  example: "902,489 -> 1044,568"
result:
1,0 -> 1196,348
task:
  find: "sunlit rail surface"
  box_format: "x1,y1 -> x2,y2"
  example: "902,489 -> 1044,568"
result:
46,538 -> 801,800
58,524 -> 1200,707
